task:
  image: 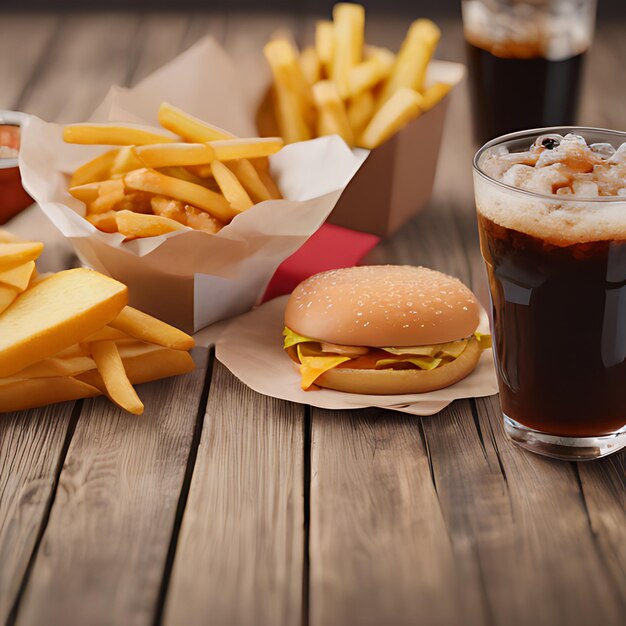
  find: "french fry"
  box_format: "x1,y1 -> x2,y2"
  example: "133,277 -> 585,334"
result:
158,102 -> 233,142
156,166 -> 212,187
421,81 -> 452,111
313,81 -> 354,146
183,206 -> 224,234
79,348 -> 195,390
90,340 -> 144,415
250,157 -> 282,199
135,142 -> 215,168
112,192 -> 153,214
12,355 -> 96,379
264,39 -> 313,143
359,88 -> 423,149
63,124 -> 176,146
226,159 -> 273,203
109,306 -> 194,350
347,47 -> 395,97
331,3 -> 366,98
86,211 -> 119,233
110,146 -> 145,175
151,196 -> 187,223
0,284 -> 19,315
378,19 -> 440,106
116,210 -> 186,239
69,149 -> 118,187
211,161 -> 254,211
88,182 -> 126,214
124,168 -> 236,221
210,137 -> 284,161
347,90 -> 375,135
0,260 -> 35,292
0,242 -> 44,273
0,377 -> 101,413
69,178 -> 125,204
315,20 -> 335,71
82,326 -> 131,343
300,46 -> 322,84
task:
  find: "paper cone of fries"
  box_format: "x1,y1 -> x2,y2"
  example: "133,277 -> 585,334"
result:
19,38 -> 364,333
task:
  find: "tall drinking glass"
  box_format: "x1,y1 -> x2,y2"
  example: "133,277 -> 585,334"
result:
462,0 -> 597,144
473,127 -> 626,460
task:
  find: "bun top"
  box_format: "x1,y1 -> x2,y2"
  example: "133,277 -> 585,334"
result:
285,265 -> 481,347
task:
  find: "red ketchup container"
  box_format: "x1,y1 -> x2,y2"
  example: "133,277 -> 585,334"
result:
0,111 -> 33,224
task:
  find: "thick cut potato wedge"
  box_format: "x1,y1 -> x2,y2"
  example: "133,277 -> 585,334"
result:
0,284 -> 19,315
0,260 -> 35,291
0,268 -> 128,377
0,242 -> 44,273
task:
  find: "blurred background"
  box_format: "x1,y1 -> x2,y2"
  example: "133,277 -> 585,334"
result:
2,0 -> 625,16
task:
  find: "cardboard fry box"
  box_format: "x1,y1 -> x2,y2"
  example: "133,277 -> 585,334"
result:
18,39 -> 364,334
258,60 -> 466,238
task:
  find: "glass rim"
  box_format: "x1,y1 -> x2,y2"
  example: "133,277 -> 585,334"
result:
472,126 -> 626,204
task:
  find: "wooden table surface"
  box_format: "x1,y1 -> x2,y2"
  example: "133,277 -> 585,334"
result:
1,11 -> 625,626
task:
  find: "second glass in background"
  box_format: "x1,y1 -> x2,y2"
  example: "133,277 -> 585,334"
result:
462,0 -> 597,144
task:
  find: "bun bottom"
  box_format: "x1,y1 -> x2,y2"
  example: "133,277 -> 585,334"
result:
316,337 -> 482,395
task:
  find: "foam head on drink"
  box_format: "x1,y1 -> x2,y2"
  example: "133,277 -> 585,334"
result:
475,133 -> 626,437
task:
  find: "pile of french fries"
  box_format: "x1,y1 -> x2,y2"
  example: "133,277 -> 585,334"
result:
262,3 -> 449,149
0,233 -> 195,414
66,103 -> 283,239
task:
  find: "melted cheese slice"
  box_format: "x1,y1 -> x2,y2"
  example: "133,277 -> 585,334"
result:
297,344 -> 351,390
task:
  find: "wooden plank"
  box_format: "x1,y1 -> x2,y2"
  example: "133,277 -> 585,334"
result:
309,407 -> 486,626
471,396 -> 625,625
15,350 -> 210,626
126,13 -> 195,86
0,404 -> 76,625
163,362 -> 305,626
17,13 -> 141,122
577,455 -> 626,600
0,14 -> 61,110
1,12 -> 145,626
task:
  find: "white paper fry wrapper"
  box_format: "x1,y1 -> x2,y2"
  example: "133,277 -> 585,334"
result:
215,296 -> 499,416
18,37 -> 365,333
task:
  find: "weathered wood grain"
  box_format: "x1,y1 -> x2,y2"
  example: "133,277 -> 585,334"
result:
15,350 -> 209,626
17,13 -> 141,122
0,14 -> 61,111
163,362 -> 305,626
309,407 -> 487,626
577,454 -> 626,601
0,404 -> 76,625
309,17 -> 625,626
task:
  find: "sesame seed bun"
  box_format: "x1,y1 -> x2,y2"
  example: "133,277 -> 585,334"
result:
284,265 -> 481,347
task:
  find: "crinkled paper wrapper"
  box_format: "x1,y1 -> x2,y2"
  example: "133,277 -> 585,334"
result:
215,296 -> 498,416
19,38 -> 365,333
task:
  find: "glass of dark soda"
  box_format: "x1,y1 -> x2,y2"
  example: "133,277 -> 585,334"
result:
462,0 -> 597,145
473,127 -> 626,460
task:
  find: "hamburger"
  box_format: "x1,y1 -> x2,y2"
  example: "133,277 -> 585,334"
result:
283,265 -> 491,394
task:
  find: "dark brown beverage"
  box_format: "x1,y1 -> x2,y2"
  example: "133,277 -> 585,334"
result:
466,38 -> 586,144
478,214 -> 626,437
